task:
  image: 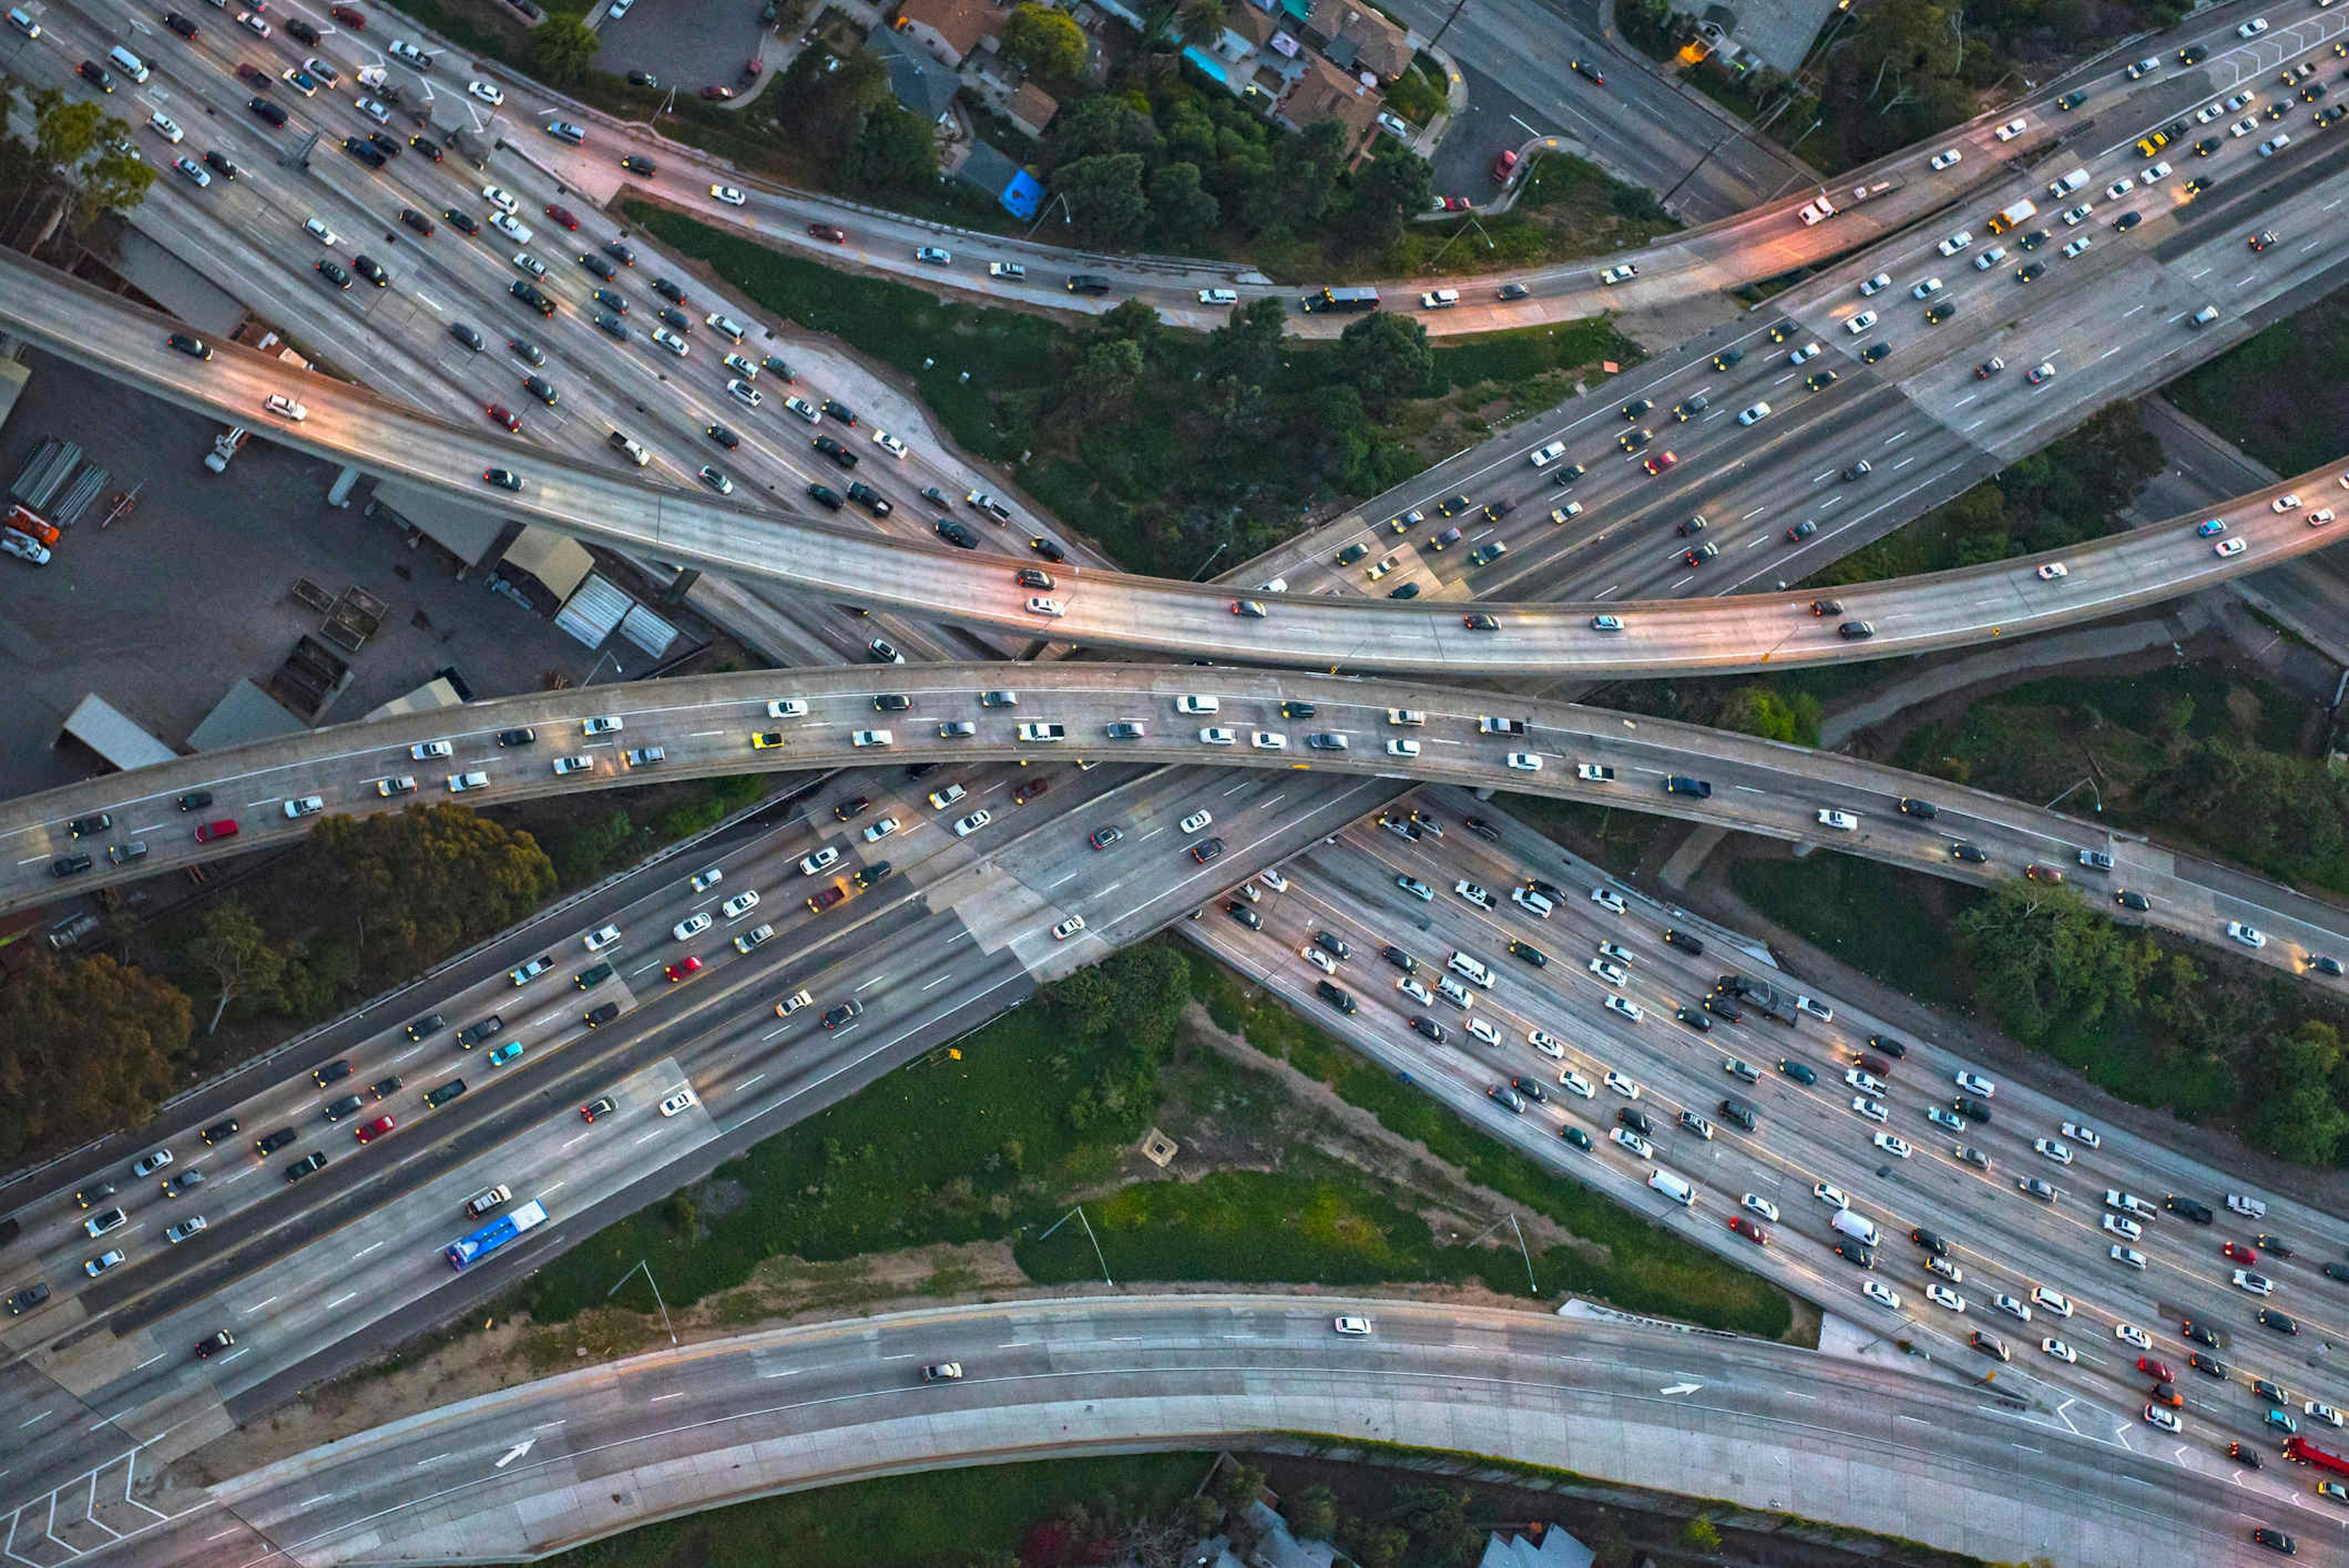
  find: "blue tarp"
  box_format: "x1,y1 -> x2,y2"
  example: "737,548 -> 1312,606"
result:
999,168 -> 1044,221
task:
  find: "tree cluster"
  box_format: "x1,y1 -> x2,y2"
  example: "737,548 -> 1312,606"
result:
769,46 -> 939,193
1954,882 -> 2349,1162
0,956 -> 191,1161
2140,736 -> 2349,899
1036,66 -> 1430,259
1000,2 -> 1089,80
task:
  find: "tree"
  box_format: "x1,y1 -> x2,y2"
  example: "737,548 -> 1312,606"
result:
2248,1021 -> 2349,1163
1337,310 -> 1433,413
1339,149 -> 1433,257
1072,337 -> 1144,404
1207,295 -> 1287,388
184,902 -> 287,1036
1178,0 -> 1223,43
1001,2 -> 1089,79
0,956 -> 190,1161
1271,119 -> 1349,225
1683,1514 -> 1723,1551
529,17 -> 600,86
1955,884 -> 2161,1045
1148,159 -> 1219,240
1043,92 -> 1160,169
841,103 -> 938,191
1284,1485 -> 1338,1542
31,89 -> 105,171
1053,152 -> 1151,246
75,136 -> 153,224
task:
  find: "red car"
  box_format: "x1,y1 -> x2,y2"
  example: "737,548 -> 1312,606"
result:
807,884 -> 847,914
700,84 -> 735,100
664,956 -> 702,983
2225,1242 -> 2259,1265
579,1095 -> 617,1122
330,2 -> 365,24
807,223 -> 846,243
1644,451 -> 1678,475
485,404 -> 520,432
1012,777 -> 1048,805
2137,1356 -> 2173,1383
2148,1383 -> 2183,1407
354,1114 -> 395,1144
1729,1216 -> 1769,1244
545,204 -> 579,230
1491,148 -> 1519,180
195,818 -> 239,843
1438,195 -> 1470,211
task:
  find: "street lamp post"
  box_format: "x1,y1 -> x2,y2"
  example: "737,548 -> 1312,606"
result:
607,1259 -> 677,1344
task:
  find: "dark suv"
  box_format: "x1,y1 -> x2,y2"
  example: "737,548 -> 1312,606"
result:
284,1151 -> 328,1183
455,1016 -> 506,1048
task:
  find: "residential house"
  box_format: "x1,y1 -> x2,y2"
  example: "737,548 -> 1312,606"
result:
1304,0 -> 1411,81
889,0 -> 1001,67
1275,48 -> 1379,153
874,24 -> 964,126
1002,80 -> 1061,138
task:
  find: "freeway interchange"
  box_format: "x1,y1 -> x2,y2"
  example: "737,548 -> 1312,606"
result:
5,0 -> 2349,1556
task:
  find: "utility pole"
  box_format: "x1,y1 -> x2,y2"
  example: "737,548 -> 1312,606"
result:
1426,0 -> 1471,53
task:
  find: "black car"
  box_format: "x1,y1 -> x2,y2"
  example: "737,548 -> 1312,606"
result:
2253,1527 -> 2295,1555
355,255 -> 389,287
603,240 -> 636,267
1383,945 -> 1416,973
814,435 -> 858,467
1225,901 -> 1261,930
806,483 -> 845,510
404,1013 -> 446,1040
177,790 -> 214,812
455,1016 -> 505,1048
248,97 -> 287,126
1508,940 -> 1548,968
368,131 -> 401,160
441,208 -> 481,237
1953,1095 -> 1992,1122
424,1079 -> 467,1108
1704,994 -> 1743,1023
820,398 -> 858,425
450,323 -> 484,350
1409,1016 -> 1445,1043
706,423 -> 740,449
410,134 -> 442,161
2114,210 -> 2142,232
1661,928 -> 1705,956
368,1074 -> 402,1099
653,276 -> 687,303
622,155 -> 657,174
284,1151 -> 328,1183
1190,837 -> 1223,864
168,331 -> 210,359
286,15 -> 319,42
1834,1241 -> 1874,1268
80,61 -> 114,92
2258,1308 -> 2299,1334
201,1118 -> 241,1145
6,1283 -> 51,1316
511,280 -> 555,316
1316,980 -> 1357,1015
343,135 -> 386,167
317,258 -> 352,289
577,252 -> 617,281
2257,1232 -> 2295,1258
593,312 -> 628,342
2182,1320 -> 2219,1347
253,1128 -> 297,1156
524,374 -> 558,405
584,1001 -> 621,1027
164,9 -> 200,35
399,207 -> 436,237
1031,536 -> 1067,563
196,1328 -> 235,1358
856,862 -> 892,888
1675,1005 -> 1712,1032
1778,1058 -> 1817,1084
591,287 -> 626,314
935,519 -> 980,548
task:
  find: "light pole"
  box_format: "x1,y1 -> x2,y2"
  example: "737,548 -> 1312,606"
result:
607,1259 -> 677,1344
2046,777 -> 2102,813
585,648 -> 625,685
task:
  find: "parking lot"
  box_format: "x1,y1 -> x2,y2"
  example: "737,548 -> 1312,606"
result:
0,352 -> 596,800
592,0 -> 766,100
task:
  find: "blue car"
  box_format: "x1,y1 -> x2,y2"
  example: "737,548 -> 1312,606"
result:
486,1040 -> 524,1067
2196,518 -> 2227,537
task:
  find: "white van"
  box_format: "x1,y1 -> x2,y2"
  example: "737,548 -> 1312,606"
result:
1447,950 -> 1495,988
2227,1193 -> 2268,1219
1176,693 -> 1219,715
1511,886 -> 1554,919
1829,1208 -> 1879,1246
705,312 -> 746,342
1648,1169 -> 1696,1207
1434,975 -> 1474,1009
108,45 -> 150,83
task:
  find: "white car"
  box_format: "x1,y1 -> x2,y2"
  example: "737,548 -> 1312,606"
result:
2061,204 -> 2093,225
1052,915 -> 1086,941
1925,1254 -> 1962,1283
1590,887 -> 1625,914
1953,1070 -> 1995,1098
468,80 -> 504,105
1302,946 -> 1337,975
1333,1315 -> 1373,1335
284,796 -> 324,819
1181,810 -> 1214,834
2106,179 -> 2136,200
2111,1244 -> 2148,1268
1387,739 -> 1421,758
1587,958 -> 1628,986
2273,494 -> 2303,512
2233,1268 -> 2274,1296
1457,881 -> 1494,909
1911,276 -> 1944,299
1611,1127 -> 1655,1158
1742,1194 -> 1780,1222
1925,1104 -> 1964,1131
2103,1213 -> 2142,1240
872,431 -> 908,457
447,771 -> 489,793
2031,1286 -> 2074,1318
2115,1322 -> 2152,1350
2143,1405 -> 2181,1435
1844,1068 -> 1886,1095
1605,995 -> 1643,1022
1844,311 -> 1877,335
1507,752 -> 1542,773
2260,134 -> 2291,157
303,215 -> 340,246
1936,231 -> 1973,256
2033,1137 -> 2074,1165
2238,15 -> 2269,35
150,112 -> 185,144
1598,264 -> 1637,284
132,1147 -> 174,1177
1557,1068 -> 1594,1098
1468,1016 -> 1503,1046
491,212 -> 533,243
863,817 -> 900,843
1398,977 -> 1434,1005
1972,245 -> 2008,271
1858,272 -> 1892,296
1992,1292 -> 2032,1323
1813,1182 -> 1849,1210
1863,1280 -> 1901,1310
482,185 -> 519,213
2306,1402 -> 2346,1429
673,912 -> 712,941
85,1250 -> 126,1276
2061,237 -> 2091,258
1929,147 -> 1962,170
1397,876 -> 1433,901
2228,920 -> 2268,948
1851,1096 -> 1887,1123
1994,117 -> 2027,141
797,847 -> 839,875
2233,116 -> 2260,136
711,185 -> 747,207
2227,91 -> 2256,111
584,923 -> 622,952
1251,730 -> 1287,751
2139,161 -> 2172,185
1528,1029 -> 1567,1059
766,700 -> 807,720
1926,1282 -> 1965,1312
659,1089 -> 697,1117
954,810 -> 992,837
652,328 -> 689,356
1817,809 -> 1856,831
1787,341 -> 1822,365
1200,727 -> 1236,745
1873,1131 -> 1912,1158
1737,402 -> 1772,426
165,1216 -> 207,1244
174,156 -> 212,188
1604,1071 -> 1640,1100
513,251 -> 546,278
915,246 -> 952,264
2041,1337 -> 2077,1364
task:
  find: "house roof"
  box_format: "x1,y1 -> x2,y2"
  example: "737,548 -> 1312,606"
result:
1281,49 -> 1378,146
1305,0 -> 1411,77
892,0 -> 999,58
1006,80 -> 1059,130
874,27 -> 963,118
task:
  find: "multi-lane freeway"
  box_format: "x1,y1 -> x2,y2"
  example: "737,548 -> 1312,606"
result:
47,1296 -> 2332,1568
4,662 -> 2347,976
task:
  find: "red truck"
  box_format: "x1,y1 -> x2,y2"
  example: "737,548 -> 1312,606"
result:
2285,1437 -> 2349,1477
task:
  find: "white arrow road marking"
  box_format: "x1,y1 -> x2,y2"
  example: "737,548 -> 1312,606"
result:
494,1438 -> 535,1469
1658,1381 -> 1702,1396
